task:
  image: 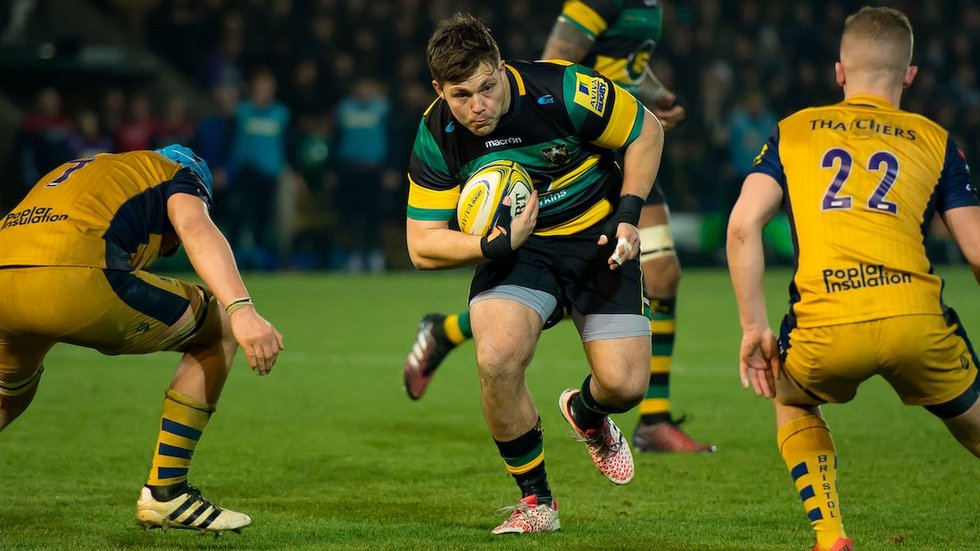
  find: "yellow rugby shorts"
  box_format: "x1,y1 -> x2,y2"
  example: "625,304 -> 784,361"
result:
0,267 -> 220,395
779,312 -> 977,409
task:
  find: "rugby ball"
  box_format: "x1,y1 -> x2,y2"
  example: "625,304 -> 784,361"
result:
456,160 -> 533,236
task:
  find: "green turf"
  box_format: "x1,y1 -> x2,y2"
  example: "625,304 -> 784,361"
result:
1,267 -> 977,550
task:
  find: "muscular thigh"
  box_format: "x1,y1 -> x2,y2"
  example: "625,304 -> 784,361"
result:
0,267 -> 218,358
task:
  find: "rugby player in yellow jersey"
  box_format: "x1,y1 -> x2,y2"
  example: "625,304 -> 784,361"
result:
0,145 -> 284,534
403,0 -> 712,454
727,8 -> 980,551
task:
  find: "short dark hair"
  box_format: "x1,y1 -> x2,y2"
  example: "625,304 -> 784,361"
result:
426,13 -> 501,85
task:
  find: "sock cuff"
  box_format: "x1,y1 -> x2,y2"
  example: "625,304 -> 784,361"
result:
457,310 -> 473,340
494,419 -> 545,475
165,388 -> 216,414
649,296 -> 677,314
580,375 -> 631,415
443,313 -> 468,345
777,414 -> 828,452
494,418 -> 543,455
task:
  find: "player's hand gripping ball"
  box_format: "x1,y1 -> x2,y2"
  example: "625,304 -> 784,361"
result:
456,160 -> 533,236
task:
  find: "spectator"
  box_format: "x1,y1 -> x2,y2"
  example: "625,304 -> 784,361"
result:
334,76 -> 392,273
194,81 -> 240,222
115,92 -> 159,152
155,94 -> 196,148
17,87 -> 76,190
227,67 -> 291,270
71,110 -> 112,159
100,87 -> 126,146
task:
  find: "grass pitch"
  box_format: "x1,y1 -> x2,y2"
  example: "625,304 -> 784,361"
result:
0,267 -> 977,550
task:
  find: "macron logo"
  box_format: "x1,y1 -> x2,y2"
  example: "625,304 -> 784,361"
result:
485,137 -> 522,149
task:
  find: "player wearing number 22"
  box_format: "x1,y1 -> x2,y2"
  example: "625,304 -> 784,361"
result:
0,146 -> 284,533
728,7 -> 980,551
406,14 -> 664,533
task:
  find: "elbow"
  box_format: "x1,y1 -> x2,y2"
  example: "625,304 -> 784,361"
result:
407,249 -> 438,270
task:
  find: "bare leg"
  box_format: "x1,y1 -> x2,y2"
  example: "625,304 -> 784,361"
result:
941,397 -> 980,458
471,299 -> 542,441
582,336 -> 649,410
169,314 -> 239,405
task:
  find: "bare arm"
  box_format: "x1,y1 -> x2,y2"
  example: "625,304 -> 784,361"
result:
621,108 -> 664,201
541,18 -> 593,62
637,66 -> 686,131
406,192 -> 539,270
406,219 -> 487,270
167,193 -> 283,374
726,173 -> 784,397
943,205 -> 980,283
599,108 -> 664,269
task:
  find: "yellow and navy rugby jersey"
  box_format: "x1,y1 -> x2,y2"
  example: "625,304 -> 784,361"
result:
408,60 -> 645,236
752,94 -> 978,327
558,0 -> 663,93
0,150 -> 212,271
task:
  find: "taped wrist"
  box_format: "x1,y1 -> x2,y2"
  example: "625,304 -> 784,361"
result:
480,230 -> 512,260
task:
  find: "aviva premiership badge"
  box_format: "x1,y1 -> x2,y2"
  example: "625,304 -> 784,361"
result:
541,144 -> 570,166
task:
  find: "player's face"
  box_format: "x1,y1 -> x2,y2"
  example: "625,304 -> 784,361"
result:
434,61 -> 510,137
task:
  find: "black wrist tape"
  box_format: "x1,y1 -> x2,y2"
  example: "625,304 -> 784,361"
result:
480,231 -> 512,260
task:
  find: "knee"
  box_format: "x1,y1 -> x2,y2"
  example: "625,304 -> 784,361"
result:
591,369 -> 646,408
643,254 -> 681,296
476,340 -> 532,387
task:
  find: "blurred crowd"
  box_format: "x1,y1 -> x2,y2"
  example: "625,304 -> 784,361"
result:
9,0 -> 980,270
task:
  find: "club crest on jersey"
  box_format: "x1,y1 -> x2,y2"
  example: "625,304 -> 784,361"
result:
574,74 -> 608,117
541,144 -> 570,166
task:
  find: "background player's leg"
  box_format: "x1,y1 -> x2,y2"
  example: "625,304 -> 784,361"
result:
633,203 -> 713,453
403,309 -> 471,400
0,366 -> 45,431
136,287 -> 251,533
0,335 -> 52,431
939,396 -> 980,457
145,308 -> 236,494
775,401 -> 849,551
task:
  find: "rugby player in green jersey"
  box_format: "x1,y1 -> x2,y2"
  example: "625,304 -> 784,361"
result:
406,13 -> 664,533
404,0 -> 713,454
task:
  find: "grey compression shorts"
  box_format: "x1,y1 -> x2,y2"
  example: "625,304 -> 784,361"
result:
470,284 -> 650,342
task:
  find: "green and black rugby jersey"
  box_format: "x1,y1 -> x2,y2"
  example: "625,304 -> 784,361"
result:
558,0 -> 663,93
407,60 -> 645,236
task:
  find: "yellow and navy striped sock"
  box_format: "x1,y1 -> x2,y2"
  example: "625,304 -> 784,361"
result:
778,415 -> 846,550
494,418 -> 551,503
146,389 -> 214,492
640,297 -> 675,424
443,310 -> 472,345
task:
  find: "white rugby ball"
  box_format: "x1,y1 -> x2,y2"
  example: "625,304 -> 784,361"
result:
456,160 -> 533,236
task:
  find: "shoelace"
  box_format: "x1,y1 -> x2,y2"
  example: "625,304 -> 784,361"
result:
495,501 -> 532,517
571,421 -> 623,458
